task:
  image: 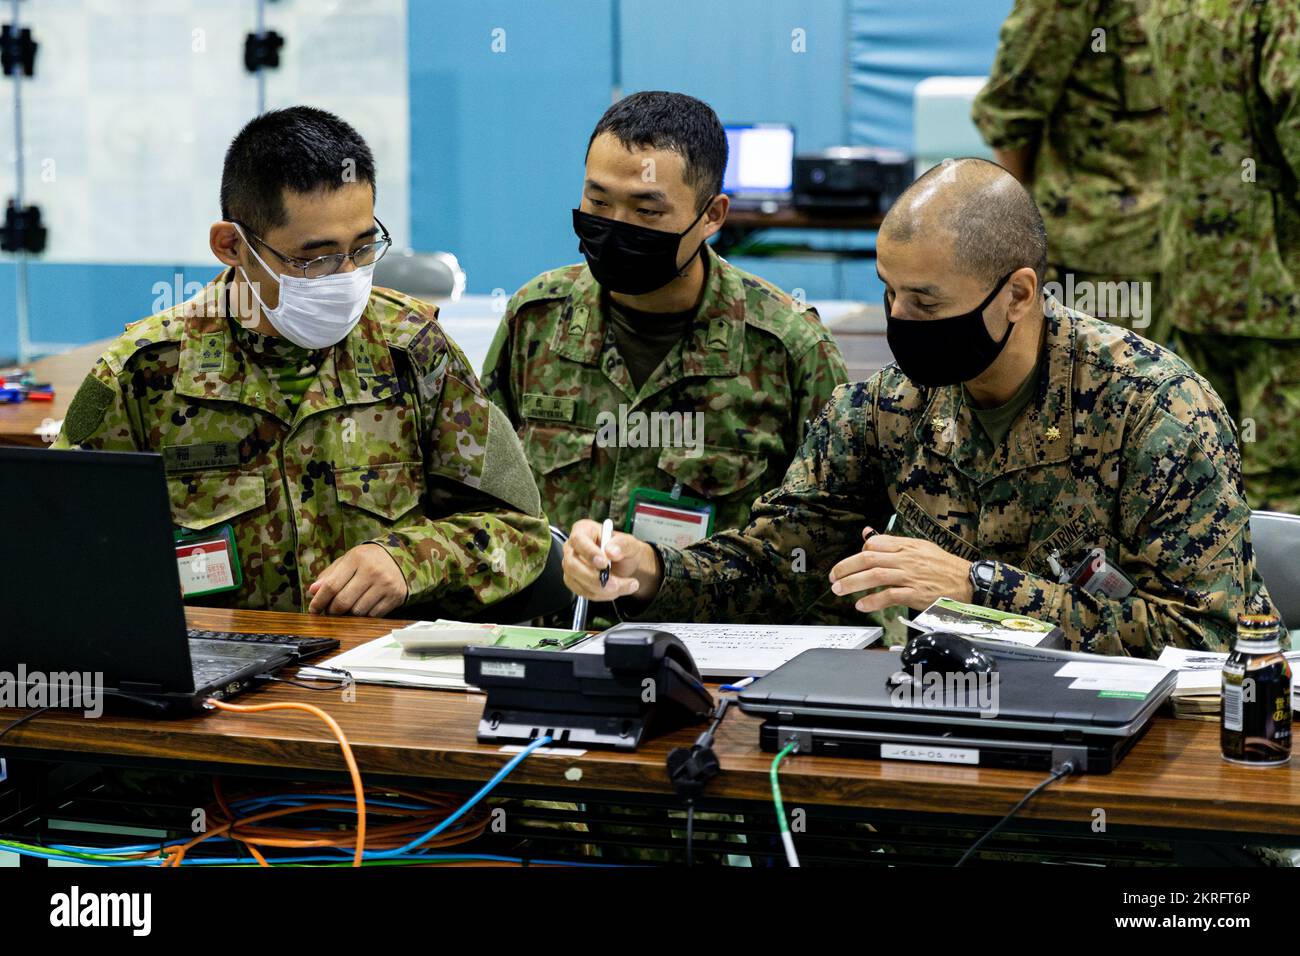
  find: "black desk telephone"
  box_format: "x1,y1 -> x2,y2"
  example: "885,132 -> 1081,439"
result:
464,627 -> 714,751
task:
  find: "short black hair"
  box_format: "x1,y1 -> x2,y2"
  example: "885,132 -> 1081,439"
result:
220,106 -> 376,235
883,157 -> 1048,287
587,91 -> 727,209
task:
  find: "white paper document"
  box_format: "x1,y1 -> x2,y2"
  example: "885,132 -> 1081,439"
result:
297,635 -> 472,691
1156,646 -> 1300,696
1054,660 -> 1169,694
600,622 -> 882,678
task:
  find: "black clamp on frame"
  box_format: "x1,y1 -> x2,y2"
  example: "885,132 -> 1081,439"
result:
1,201 -> 46,254
243,30 -> 284,73
1,24 -> 36,77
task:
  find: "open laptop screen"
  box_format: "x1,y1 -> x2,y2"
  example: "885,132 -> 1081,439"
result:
0,446 -> 195,693
722,123 -> 795,200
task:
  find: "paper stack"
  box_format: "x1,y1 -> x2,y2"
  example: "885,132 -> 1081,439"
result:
1155,646 -> 1300,721
297,620 -> 589,692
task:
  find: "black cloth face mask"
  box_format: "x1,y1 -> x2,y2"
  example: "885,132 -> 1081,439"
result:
572,201 -> 712,295
885,271 -> 1015,386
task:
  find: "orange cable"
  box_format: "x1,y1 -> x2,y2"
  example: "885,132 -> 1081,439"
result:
204,699 -> 367,866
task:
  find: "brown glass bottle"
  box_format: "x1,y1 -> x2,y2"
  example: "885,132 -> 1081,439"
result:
1222,614 -> 1292,767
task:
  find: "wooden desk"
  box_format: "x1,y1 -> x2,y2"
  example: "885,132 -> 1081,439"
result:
0,339 -> 109,447
1,606 -> 1295,847
715,207 -> 883,259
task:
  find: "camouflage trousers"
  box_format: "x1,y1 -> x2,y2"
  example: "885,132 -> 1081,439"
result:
1045,266 -> 1168,346
1171,330 -> 1300,515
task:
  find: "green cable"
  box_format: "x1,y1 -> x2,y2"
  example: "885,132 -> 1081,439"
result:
0,838 -> 128,863
0,839 -> 595,868
770,741 -> 798,834
770,741 -> 802,866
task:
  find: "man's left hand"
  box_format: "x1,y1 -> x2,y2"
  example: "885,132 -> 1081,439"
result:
829,529 -> 974,614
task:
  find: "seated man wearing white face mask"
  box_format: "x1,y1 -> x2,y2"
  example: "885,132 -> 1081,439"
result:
55,106 -> 551,619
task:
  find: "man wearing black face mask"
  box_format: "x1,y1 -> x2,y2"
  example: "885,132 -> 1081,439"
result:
484,91 -> 847,551
562,157 -> 1274,658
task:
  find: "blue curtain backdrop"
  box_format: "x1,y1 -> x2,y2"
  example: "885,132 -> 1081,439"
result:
848,0 -> 1007,151
0,0 -> 1010,361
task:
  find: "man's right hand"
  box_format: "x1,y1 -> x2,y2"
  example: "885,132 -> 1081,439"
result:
562,519 -> 663,603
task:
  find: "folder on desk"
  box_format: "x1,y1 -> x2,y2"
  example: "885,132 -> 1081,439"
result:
296,622 -> 590,692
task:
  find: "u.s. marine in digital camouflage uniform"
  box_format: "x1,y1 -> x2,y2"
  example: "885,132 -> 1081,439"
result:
482,244 -> 848,537
1146,0 -> 1300,513
630,296 -> 1271,656
54,270 -> 551,617
973,0 -> 1168,342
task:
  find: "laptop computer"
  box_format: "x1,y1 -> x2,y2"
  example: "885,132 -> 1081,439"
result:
0,446 -> 299,716
738,648 -> 1176,773
723,122 -> 795,210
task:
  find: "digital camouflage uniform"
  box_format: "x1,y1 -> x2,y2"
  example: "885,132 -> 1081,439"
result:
1146,0 -> 1300,513
973,0 -> 1168,342
632,298 -> 1274,657
54,270 -> 550,617
482,246 -> 848,536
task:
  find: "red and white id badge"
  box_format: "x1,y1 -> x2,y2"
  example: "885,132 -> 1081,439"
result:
174,524 -> 242,597
629,492 -> 714,549
1067,547 -> 1134,600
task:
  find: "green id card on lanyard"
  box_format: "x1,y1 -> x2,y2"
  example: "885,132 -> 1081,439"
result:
173,523 -> 243,597
626,486 -> 715,549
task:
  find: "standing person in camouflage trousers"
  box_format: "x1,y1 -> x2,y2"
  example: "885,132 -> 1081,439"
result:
1147,0 -> 1300,513
973,0 -> 1167,343
55,106 -> 550,618
563,159 -> 1273,656
483,91 -> 847,549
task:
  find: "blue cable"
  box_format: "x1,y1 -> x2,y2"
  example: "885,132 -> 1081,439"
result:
1,845 -> 166,866
23,734 -> 556,866
229,795 -> 433,813
171,852 -> 623,867
48,837 -> 217,854
5,844 -> 622,867
369,734 -> 555,859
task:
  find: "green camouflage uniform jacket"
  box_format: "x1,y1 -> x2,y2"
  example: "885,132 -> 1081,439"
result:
1146,0 -> 1300,337
972,0 -> 1165,276
636,298 -> 1273,658
53,271 -> 550,616
482,246 -> 848,535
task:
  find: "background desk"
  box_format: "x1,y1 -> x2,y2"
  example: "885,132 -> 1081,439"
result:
2,607 -> 1296,866
0,294 -> 893,449
0,339 -> 106,447
713,207 -> 884,260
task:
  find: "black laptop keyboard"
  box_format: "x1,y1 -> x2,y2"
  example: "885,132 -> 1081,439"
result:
186,628 -> 340,661
191,659 -> 246,686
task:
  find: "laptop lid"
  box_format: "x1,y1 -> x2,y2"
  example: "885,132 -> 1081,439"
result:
722,123 -> 795,201
0,446 -> 198,694
738,649 -> 1174,730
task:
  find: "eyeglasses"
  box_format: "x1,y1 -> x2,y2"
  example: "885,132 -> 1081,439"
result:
233,217 -> 392,278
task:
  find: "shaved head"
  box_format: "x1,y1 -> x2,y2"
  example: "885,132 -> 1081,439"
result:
880,158 -> 1047,288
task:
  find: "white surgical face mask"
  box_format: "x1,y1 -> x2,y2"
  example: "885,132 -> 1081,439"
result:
233,223 -> 374,350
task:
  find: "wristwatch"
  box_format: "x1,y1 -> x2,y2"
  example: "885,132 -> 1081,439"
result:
968,560 -> 998,606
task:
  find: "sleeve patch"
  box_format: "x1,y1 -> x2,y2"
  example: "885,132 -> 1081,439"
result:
63,374 -> 115,445
479,400 -> 543,517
